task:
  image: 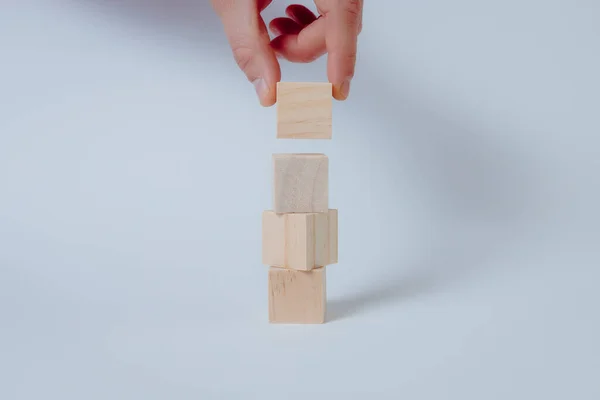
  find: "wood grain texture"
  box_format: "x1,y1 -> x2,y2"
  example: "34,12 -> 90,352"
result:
273,153 -> 328,213
262,210 -> 286,268
328,209 -> 338,264
268,267 -> 326,324
276,82 -> 332,139
262,210 -> 337,270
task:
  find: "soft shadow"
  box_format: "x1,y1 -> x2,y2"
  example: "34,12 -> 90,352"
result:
69,0 -> 540,320
327,225 -> 509,322
328,262 -> 442,322
327,268 -> 438,322
325,73 -> 538,321
325,76 -> 539,321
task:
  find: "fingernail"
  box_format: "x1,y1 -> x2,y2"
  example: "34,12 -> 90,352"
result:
340,78 -> 351,99
252,78 -> 268,103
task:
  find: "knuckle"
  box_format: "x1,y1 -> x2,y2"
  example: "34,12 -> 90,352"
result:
299,53 -> 321,63
230,41 -> 255,73
343,0 -> 362,19
343,52 -> 357,77
346,51 -> 357,64
211,0 -> 234,15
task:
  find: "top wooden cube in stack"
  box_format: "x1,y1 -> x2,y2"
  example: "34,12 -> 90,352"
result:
272,153 -> 328,213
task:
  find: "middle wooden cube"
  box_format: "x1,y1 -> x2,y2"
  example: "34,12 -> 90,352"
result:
273,153 -> 328,213
262,209 -> 338,271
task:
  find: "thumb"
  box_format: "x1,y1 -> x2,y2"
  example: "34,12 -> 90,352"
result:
217,2 -> 281,106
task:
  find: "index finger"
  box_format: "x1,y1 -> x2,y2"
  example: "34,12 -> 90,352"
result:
324,0 -> 362,100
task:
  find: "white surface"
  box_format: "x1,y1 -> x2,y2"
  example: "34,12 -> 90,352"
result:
1,1 -> 599,398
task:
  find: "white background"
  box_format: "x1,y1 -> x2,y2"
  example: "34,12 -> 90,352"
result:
1,1 -> 599,398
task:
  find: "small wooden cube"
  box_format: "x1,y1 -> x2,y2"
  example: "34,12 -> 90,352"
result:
276,82 -> 332,139
273,153 -> 328,213
262,209 -> 337,270
268,267 -> 326,324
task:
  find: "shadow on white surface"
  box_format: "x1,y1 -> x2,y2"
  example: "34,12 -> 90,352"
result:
327,78 -> 539,321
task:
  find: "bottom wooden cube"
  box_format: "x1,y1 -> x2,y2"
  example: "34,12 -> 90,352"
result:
268,267 -> 326,324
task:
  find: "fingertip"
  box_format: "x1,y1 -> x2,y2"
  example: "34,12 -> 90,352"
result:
332,88 -> 346,101
261,82 -> 278,108
261,86 -> 277,107
256,64 -> 280,107
332,78 -> 351,101
260,96 -> 277,107
265,50 -> 282,107
248,49 -> 279,107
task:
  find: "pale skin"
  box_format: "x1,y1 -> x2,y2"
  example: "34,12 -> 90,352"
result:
210,0 -> 363,106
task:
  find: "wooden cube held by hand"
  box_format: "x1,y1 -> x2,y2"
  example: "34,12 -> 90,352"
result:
276,82 -> 332,139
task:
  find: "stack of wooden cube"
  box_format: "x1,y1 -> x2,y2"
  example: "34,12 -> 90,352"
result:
262,82 -> 338,324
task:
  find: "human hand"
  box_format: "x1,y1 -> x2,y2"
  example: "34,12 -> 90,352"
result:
211,1 -> 363,106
